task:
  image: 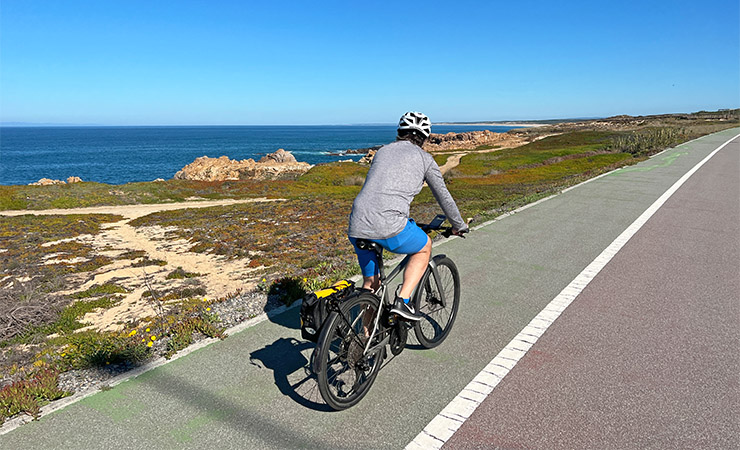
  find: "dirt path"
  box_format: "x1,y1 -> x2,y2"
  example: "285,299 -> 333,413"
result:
0,197 -> 281,219
434,138 -> 537,175
3,197 -> 282,332
76,218 -> 267,332
438,152 -> 467,174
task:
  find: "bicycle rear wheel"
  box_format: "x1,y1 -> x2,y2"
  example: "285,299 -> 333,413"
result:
413,256 -> 460,348
315,293 -> 384,410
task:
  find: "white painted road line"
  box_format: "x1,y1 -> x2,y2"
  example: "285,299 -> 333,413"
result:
405,132 -> 740,450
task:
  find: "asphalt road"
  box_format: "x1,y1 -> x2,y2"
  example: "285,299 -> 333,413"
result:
445,132 -> 740,449
1,128 -> 738,449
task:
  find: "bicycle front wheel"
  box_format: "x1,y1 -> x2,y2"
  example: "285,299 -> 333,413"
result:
315,293 -> 384,410
413,256 -> 460,348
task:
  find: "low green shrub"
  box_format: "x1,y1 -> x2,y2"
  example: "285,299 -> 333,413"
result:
296,162 -> 368,186
164,304 -> 225,359
166,267 -> 201,279
268,277 -> 307,305
608,127 -> 686,156
131,257 -> 168,267
49,296 -> 120,335
71,282 -> 127,299
58,331 -> 151,369
117,250 -> 147,260
0,369 -> 70,424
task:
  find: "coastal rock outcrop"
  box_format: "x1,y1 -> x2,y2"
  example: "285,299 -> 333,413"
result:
358,149 -> 377,165
258,148 -> 295,164
29,177 -> 84,186
329,145 -> 382,157
357,131 -> 526,164
29,178 -> 65,186
173,149 -> 312,181
423,130 -> 525,152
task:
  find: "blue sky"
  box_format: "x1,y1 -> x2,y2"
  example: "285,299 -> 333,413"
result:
1,0 -> 738,125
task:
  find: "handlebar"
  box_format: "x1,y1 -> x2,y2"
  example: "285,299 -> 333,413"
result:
417,214 -> 473,239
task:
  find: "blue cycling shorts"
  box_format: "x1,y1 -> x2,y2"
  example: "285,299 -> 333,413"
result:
349,219 -> 429,277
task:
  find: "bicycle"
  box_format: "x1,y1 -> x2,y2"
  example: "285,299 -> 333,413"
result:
313,214 -> 467,410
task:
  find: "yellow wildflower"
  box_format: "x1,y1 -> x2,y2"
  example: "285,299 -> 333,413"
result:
151,335 -> 157,341
147,341 -> 153,348
206,307 -> 211,312
145,328 -> 150,332
128,330 -> 137,337
61,353 -> 66,357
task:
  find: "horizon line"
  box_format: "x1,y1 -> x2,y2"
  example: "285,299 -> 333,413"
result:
0,119 -> 576,128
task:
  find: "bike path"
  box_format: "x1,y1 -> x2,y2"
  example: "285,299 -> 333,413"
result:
2,128 -> 738,449
445,133 -> 740,449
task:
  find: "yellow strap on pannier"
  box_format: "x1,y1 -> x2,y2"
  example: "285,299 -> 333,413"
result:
313,279 -> 352,299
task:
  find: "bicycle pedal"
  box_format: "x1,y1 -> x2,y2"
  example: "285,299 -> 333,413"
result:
389,322 -> 408,356
382,306 -> 399,326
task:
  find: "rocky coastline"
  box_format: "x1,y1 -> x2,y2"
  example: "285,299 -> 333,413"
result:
25,129 -> 527,185
162,130 -> 527,181
424,130 -> 526,152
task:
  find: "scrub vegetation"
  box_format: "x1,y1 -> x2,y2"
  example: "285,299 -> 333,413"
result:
0,109 -> 738,424
128,197 -> 360,292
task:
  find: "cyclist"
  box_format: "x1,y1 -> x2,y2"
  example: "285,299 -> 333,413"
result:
348,111 -> 468,321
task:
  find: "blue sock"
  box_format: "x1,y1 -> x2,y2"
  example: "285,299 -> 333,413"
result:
403,297 -> 410,304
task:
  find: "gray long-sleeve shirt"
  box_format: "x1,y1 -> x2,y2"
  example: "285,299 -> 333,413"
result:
348,140 -> 466,239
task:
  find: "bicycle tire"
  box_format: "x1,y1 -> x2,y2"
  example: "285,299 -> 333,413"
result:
413,256 -> 460,348
315,292 -> 384,410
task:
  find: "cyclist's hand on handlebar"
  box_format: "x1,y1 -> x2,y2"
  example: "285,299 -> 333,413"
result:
451,218 -> 473,237
440,227 -> 469,238
451,227 -> 469,237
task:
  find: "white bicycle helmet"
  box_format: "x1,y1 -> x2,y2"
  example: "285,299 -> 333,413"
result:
398,111 -> 432,138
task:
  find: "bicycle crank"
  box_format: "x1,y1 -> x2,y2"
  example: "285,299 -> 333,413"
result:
389,322 -> 408,356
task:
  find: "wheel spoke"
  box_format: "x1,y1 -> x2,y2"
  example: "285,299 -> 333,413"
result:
414,258 -> 460,348
316,293 -> 384,410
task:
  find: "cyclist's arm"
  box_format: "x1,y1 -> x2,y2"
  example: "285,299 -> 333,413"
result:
424,157 -> 468,232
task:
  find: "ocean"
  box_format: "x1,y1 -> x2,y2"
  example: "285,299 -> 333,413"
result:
0,125 -> 517,186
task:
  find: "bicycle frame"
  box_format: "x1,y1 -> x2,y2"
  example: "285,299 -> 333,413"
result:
362,251 -> 448,355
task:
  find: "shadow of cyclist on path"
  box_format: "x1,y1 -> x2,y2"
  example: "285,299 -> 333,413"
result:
249,337 -> 332,412
251,281 -> 334,410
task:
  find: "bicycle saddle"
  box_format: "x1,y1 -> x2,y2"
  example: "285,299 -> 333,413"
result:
355,239 -> 384,257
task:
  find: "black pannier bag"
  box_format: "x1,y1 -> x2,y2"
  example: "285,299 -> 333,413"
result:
300,279 -> 355,342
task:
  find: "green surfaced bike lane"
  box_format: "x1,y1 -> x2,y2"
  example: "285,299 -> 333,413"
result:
2,128 -> 738,449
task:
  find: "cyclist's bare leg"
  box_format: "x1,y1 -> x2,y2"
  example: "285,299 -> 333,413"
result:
362,275 -> 380,292
360,275 -> 380,335
398,236 -> 431,299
